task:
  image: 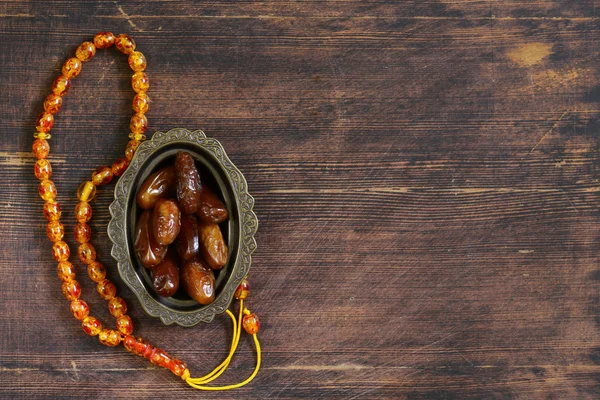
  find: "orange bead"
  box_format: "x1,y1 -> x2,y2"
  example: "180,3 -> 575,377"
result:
169,359 -> 187,377
78,242 -> 97,264
132,93 -> 149,113
52,240 -> 70,262
43,200 -> 61,221
234,279 -> 250,300
62,280 -> 81,301
82,316 -> 102,336
128,51 -> 147,72
77,181 -> 96,202
91,166 -> 113,186
124,140 -> 140,160
56,261 -> 75,282
75,201 -> 92,223
52,75 -> 71,96
46,220 -> 64,242
32,138 -> 49,159
34,159 -> 52,180
94,32 -> 115,49
97,279 -> 116,300
123,335 -> 151,357
36,112 -> 54,133
116,315 -> 134,335
43,94 -> 62,114
62,57 -> 82,78
98,329 -> 121,347
111,157 -> 129,177
130,113 -> 147,134
132,71 -> 149,93
75,41 -> 96,62
70,299 -> 89,320
149,347 -> 172,368
242,312 -> 260,335
115,34 -> 136,54
108,297 -> 127,318
74,223 -> 91,243
38,179 -> 57,201
87,262 -> 106,283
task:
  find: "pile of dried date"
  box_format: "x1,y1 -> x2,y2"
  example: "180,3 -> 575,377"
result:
134,151 -> 228,305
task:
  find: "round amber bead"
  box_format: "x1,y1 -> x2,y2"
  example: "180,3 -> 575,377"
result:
111,158 -> 129,177
56,261 -> 75,282
75,41 -> 96,62
91,166 -> 113,186
33,131 -> 52,140
33,139 -> 49,159
149,347 -> 172,368
52,240 -> 70,261
78,242 -> 97,264
70,299 -> 89,320
94,32 -> 115,49
43,200 -> 61,221
75,201 -> 92,223
52,75 -> 71,96
97,279 -> 117,300
43,94 -> 62,114
99,329 -> 121,347
170,359 -> 187,377
87,262 -> 106,283
36,112 -> 54,133
124,140 -> 140,160
128,51 -> 147,72
130,113 -> 147,134
38,179 -> 57,201
62,57 -> 82,78
34,159 -> 52,180
116,315 -> 134,335
82,316 -> 102,336
46,220 -> 64,242
243,313 -> 260,335
123,335 -> 137,353
115,34 -> 136,54
234,279 -> 250,300
62,280 -> 81,301
74,223 -> 91,243
136,338 -> 152,357
132,93 -> 149,114
108,296 -> 127,318
132,71 -> 149,93
77,181 -> 96,202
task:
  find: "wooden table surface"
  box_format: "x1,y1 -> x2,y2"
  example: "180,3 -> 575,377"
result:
2,1 -> 600,399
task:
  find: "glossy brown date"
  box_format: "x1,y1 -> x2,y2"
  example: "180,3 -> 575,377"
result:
136,166 -> 176,210
134,210 -> 167,268
175,214 -> 199,262
175,151 -> 201,214
152,198 -> 181,246
151,251 -> 179,297
197,183 -> 228,224
180,259 -> 215,305
198,222 -> 228,270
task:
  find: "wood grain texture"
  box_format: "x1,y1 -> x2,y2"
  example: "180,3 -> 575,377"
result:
1,1 -> 600,398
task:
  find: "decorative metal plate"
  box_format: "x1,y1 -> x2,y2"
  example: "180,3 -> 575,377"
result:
108,128 -> 258,326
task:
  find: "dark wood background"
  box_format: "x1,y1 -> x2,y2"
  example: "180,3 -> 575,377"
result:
1,1 -> 600,398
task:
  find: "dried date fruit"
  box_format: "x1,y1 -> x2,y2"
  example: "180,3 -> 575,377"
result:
198,222 -> 228,270
134,210 -> 167,268
180,259 -> 215,305
197,183 -> 228,224
152,198 -> 181,246
136,166 -> 176,210
175,151 -> 201,214
175,214 -> 200,262
151,251 -> 179,297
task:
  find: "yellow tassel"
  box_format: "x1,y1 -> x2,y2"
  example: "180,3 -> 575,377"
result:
183,299 -> 262,390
